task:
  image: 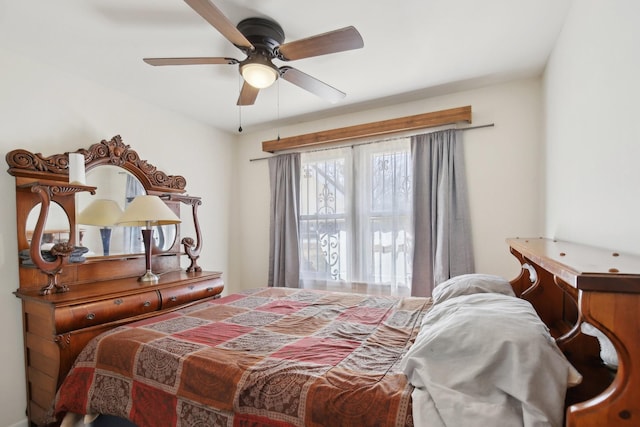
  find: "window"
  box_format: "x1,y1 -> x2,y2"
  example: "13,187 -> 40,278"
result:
299,138 -> 413,294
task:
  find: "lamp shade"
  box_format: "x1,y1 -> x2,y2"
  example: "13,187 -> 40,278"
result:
77,199 -> 123,227
116,195 -> 181,227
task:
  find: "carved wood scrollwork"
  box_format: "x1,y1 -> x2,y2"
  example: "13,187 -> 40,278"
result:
163,194 -> 203,272
508,247 -> 538,297
82,135 -> 187,192
6,149 -> 71,175
553,275 -> 582,347
6,135 -> 187,193
54,333 -> 72,349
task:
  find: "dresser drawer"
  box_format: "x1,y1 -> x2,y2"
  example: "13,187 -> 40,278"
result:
160,278 -> 224,309
55,291 -> 160,333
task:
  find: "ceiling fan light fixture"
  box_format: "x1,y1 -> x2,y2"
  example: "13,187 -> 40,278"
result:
240,60 -> 279,89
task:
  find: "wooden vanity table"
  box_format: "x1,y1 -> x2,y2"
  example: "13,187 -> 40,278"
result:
6,136 -> 223,426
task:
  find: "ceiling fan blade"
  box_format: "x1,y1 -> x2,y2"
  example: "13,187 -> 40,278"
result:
237,81 -> 260,106
143,57 -> 239,66
277,26 -> 363,61
280,66 -> 346,103
183,0 -> 253,50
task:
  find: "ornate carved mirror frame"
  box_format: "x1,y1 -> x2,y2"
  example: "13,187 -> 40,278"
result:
6,135 -> 203,295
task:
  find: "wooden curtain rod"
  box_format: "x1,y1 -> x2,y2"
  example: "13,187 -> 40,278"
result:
262,105 -> 472,153
250,122 -> 494,162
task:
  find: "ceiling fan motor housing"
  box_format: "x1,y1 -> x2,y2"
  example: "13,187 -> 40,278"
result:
236,18 -> 285,54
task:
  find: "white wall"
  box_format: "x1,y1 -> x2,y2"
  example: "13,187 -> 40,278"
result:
544,0 -> 640,253
229,78 -> 545,294
0,48 -> 235,427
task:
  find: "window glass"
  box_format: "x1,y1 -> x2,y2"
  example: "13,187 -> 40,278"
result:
300,138 -> 412,294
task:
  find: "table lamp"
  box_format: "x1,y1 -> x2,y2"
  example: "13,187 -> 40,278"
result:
77,199 -> 123,256
116,195 -> 181,282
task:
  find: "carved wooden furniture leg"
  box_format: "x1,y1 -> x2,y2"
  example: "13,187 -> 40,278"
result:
39,243 -> 75,294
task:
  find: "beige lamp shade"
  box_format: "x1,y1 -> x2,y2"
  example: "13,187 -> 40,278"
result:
116,195 -> 181,227
77,199 -> 123,227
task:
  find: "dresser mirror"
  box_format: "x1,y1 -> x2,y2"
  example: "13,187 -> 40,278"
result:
77,165 -> 178,257
6,134 -> 203,294
26,202 -> 70,247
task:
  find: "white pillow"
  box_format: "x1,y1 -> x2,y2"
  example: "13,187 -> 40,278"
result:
432,273 -> 515,304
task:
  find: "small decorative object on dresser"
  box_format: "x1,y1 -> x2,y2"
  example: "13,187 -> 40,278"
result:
6,135 -> 223,426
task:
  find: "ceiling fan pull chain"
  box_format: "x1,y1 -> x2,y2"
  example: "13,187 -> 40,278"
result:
277,79 -> 281,141
238,75 -> 243,133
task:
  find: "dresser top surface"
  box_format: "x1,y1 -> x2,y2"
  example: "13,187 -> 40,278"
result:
508,237 -> 640,293
15,270 -> 223,304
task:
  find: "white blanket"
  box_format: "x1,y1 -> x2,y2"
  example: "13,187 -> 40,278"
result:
400,293 -> 580,427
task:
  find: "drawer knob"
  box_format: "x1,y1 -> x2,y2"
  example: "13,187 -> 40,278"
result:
114,299 -> 123,305
143,301 -> 151,307
206,287 -> 214,292
86,313 -> 96,320
170,296 -> 177,302
188,285 -> 195,290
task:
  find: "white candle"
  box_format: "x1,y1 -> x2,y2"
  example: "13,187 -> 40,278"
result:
68,153 -> 86,185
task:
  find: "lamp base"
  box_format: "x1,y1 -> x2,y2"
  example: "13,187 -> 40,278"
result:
99,227 -> 112,256
138,270 -> 159,283
139,228 -> 158,283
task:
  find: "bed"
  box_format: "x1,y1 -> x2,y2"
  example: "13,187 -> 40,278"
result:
51,238 -> 640,427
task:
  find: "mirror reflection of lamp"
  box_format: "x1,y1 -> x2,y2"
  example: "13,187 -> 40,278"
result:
77,199 -> 124,256
116,195 -> 181,283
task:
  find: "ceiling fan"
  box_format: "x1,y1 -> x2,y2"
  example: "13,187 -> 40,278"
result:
143,0 -> 364,106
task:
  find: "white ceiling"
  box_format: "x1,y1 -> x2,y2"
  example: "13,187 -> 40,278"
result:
0,0 -> 572,134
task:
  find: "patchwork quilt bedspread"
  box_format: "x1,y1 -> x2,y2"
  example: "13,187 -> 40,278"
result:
53,287 -> 431,427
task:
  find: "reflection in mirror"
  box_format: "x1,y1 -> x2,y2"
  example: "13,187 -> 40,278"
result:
154,224 -> 177,252
77,199 -> 123,256
77,166 -> 145,257
26,202 -> 70,249
76,166 -> 178,257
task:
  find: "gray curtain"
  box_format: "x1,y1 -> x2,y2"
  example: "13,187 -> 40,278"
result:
411,129 -> 474,297
268,153 -> 301,287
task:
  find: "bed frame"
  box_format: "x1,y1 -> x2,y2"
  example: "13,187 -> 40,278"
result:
507,237 -> 639,427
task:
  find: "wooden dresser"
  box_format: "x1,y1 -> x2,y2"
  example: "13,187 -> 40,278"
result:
6,135 -> 221,426
15,270 -> 223,425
